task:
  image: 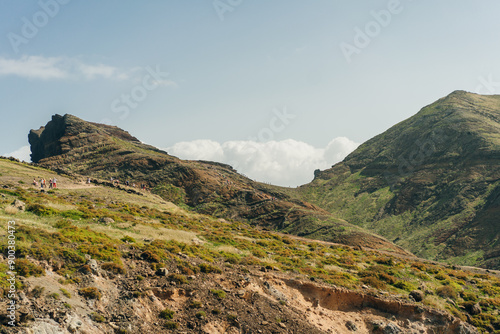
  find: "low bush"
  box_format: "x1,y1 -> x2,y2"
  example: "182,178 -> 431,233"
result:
101,262 -> 126,274
159,308 -> 175,320
79,287 -> 102,300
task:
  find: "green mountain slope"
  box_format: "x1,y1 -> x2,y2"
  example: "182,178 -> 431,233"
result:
299,91 -> 500,269
27,114 -> 406,255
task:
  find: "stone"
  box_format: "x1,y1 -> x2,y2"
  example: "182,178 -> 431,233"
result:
156,268 -> 169,276
470,303 -> 481,315
99,217 -> 114,224
88,259 -> 99,272
409,290 -> 424,302
12,199 -> 26,211
346,320 -> 358,331
384,323 -> 402,334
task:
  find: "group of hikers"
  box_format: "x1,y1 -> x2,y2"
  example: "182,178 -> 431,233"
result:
33,177 -> 57,189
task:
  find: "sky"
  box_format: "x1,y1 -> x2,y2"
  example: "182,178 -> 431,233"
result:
2,1 -> 500,186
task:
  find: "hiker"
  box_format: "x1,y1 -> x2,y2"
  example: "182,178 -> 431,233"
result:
33,178 -> 38,187
126,180 -> 130,186
41,178 -> 46,188
49,179 -> 53,189
52,178 -> 57,188
87,177 -> 91,184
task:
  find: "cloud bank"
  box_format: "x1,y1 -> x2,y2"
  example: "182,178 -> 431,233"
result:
167,138 -> 359,187
3,146 -> 31,162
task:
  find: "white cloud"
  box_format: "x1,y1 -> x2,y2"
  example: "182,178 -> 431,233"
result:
0,55 -> 129,81
3,146 -> 31,162
167,138 -> 359,187
0,55 -> 68,80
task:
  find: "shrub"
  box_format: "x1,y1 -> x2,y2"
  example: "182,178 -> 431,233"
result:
375,257 -> 394,266
196,311 -> 206,319
79,287 -> 102,300
60,288 -> 71,298
159,308 -> 175,320
140,251 -> 161,263
189,300 -> 203,308
435,272 -> 450,281
393,280 -> 416,292
61,210 -> 87,220
211,289 -> 226,299
101,262 -> 126,274
361,276 -> 386,289
91,312 -> 106,322
168,274 -> 188,285
121,235 -> 136,243
49,292 -> 60,300
460,291 -> 478,302
164,321 -> 178,330
199,263 -> 222,274
436,285 -> 458,300
27,203 -> 58,216
16,259 -> 45,277
212,308 -> 221,315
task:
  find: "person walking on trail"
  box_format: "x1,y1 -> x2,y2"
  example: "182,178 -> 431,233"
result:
87,177 -> 91,184
42,178 -> 46,188
33,178 -> 38,187
49,179 -> 53,189
53,178 -> 57,188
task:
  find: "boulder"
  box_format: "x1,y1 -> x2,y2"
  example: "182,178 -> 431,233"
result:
409,290 -> 424,302
12,199 -> 26,211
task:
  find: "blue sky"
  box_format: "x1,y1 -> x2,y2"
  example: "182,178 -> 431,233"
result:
2,1 -> 500,186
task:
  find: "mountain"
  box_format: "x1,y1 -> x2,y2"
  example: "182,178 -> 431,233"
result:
0,157 -> 487,333
28,114 -> 406,255
300,91 -> 500,269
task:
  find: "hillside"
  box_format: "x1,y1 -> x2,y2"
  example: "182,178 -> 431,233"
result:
27,114 -> 406,255
299,91 -> 500,269
0,157 -> 495,333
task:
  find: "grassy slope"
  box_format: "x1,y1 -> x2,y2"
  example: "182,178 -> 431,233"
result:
33,115 -> 407,255
1,158 -> 500,332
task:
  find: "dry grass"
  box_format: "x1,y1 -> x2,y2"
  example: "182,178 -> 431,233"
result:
4,206 -> 19,215
89,223 -> 198,245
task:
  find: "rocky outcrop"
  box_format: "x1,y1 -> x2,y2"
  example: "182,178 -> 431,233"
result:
28,114 -> 140,163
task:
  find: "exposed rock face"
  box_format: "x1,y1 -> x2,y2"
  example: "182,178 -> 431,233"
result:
29,114 -> 140,163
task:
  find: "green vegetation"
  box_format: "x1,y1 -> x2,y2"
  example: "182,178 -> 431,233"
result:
79,287 -> 102,300
60,288 -> 71,298
159,308 -> 175,320
210,289 -> 226,299
1,158 -> 500,332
